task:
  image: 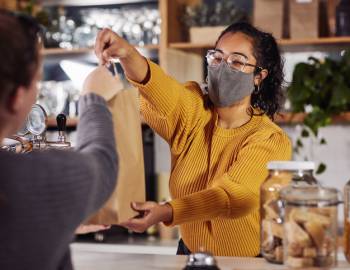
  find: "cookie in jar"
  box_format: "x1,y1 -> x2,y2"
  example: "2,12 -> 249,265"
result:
281,185 -> 341,268
260,161 -> 317,264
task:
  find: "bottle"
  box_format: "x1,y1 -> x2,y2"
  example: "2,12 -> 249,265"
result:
344,179 -> 350,263
336,0 -> 350,36
281,185 -> 341,268
260,161 -> 317,264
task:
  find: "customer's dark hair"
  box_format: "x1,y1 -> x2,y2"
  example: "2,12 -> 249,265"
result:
216,22 -> 285,119
0,9 -> 42,106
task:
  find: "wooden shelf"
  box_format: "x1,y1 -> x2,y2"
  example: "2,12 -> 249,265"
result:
42,44 -> 159,56
169,37 -> 350,50
275,112 -> 350,124
169,43 -> 212,50
42,48 -> 93,56
42,0 -> 157,6
278,36 -> 350,46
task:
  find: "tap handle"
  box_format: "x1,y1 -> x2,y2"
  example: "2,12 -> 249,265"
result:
56,114 -> 67,132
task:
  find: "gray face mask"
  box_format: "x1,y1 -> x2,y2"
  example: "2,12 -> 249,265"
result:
207,61 -> 255,107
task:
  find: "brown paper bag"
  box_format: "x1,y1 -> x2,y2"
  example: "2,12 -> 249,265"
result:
254,0 -> 285,39
289,0 -> 319,39
87,87 -> 146,225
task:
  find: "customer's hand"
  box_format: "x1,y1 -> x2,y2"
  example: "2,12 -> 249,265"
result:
82,66 -> 123,101
94,28 -> 149,83
119,202 -> 173,233
75,224 -> 111,234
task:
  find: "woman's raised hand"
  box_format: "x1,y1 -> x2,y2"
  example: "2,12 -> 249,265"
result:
94,28 -> 149,83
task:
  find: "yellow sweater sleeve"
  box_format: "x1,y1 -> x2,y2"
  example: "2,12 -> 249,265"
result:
127,60 -> 205,155
168,131 -> 292,226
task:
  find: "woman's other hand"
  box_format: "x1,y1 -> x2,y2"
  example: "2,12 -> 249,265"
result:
119,202 -> 173,233
75,224 -> 111,234
94,28 -> 149,83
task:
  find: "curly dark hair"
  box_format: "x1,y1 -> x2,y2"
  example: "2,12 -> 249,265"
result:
216,22 -> 285,119
0,9 -> 42,106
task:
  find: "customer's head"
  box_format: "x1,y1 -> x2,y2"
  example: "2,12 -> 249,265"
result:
0,9 -> 42,138
207,22 -> 284,119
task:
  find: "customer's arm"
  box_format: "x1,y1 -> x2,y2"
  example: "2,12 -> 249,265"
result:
20,94 -> 116,222
9,67 -> 120,237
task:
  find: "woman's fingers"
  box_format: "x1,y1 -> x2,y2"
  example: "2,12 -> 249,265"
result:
75,224 -> 111,234
95,28 -> 130,65
120,218 -> 149,233
102,44 -> 128,61
131,201 -> 157,212
95,28 -> 112,65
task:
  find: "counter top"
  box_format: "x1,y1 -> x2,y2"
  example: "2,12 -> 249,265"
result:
71,244 -> 350,270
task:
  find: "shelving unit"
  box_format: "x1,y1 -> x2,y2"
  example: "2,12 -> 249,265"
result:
275,112 -> 350,125
168,37 -> 350,50
160,0 -> 350,125
42,44 -> 159,56
278,36 -> 350,46
4,0 -> 350,126
42,0 -> 158,6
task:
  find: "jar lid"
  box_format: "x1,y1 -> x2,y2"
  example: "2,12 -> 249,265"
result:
280,185 -> 341,207
267,161 -> 315,171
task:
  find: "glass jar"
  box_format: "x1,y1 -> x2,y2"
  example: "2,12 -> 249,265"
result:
281,185 -> 340,268
344,179 -> 350,262
260,161 -> 317,264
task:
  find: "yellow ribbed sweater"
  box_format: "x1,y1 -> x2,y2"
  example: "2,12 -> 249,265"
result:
129,60 -> 292,256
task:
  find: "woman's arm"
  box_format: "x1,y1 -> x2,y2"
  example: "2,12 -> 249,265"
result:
95,29 -> 205,154
168,132 -> 292,225
120,131 -> 291,232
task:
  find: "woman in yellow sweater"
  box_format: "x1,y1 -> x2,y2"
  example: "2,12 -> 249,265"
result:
95,22 -> 292,256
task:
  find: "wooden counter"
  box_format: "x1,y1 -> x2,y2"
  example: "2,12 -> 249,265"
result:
71,244 -> 350,270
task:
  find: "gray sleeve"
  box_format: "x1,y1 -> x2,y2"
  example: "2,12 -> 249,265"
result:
7,93 -> 118,231
0,93 -> 118,268
73,93 -> 119,216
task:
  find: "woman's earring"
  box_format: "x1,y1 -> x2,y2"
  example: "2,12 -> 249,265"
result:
200,76 -> 209,94
254,84 -> 260,94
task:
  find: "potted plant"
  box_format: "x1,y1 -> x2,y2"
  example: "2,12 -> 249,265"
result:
182,0 -> 248,44
288,50 -> 350,174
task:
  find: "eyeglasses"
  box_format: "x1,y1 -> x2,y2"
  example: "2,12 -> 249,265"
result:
206,49 -> 263,72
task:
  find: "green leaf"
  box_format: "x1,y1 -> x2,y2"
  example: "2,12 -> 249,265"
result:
330,84 -> 350,109
316,163 -> 327,175
303,108 -> 331,137
288,52 -> 349,176
308,57 -> 321,65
